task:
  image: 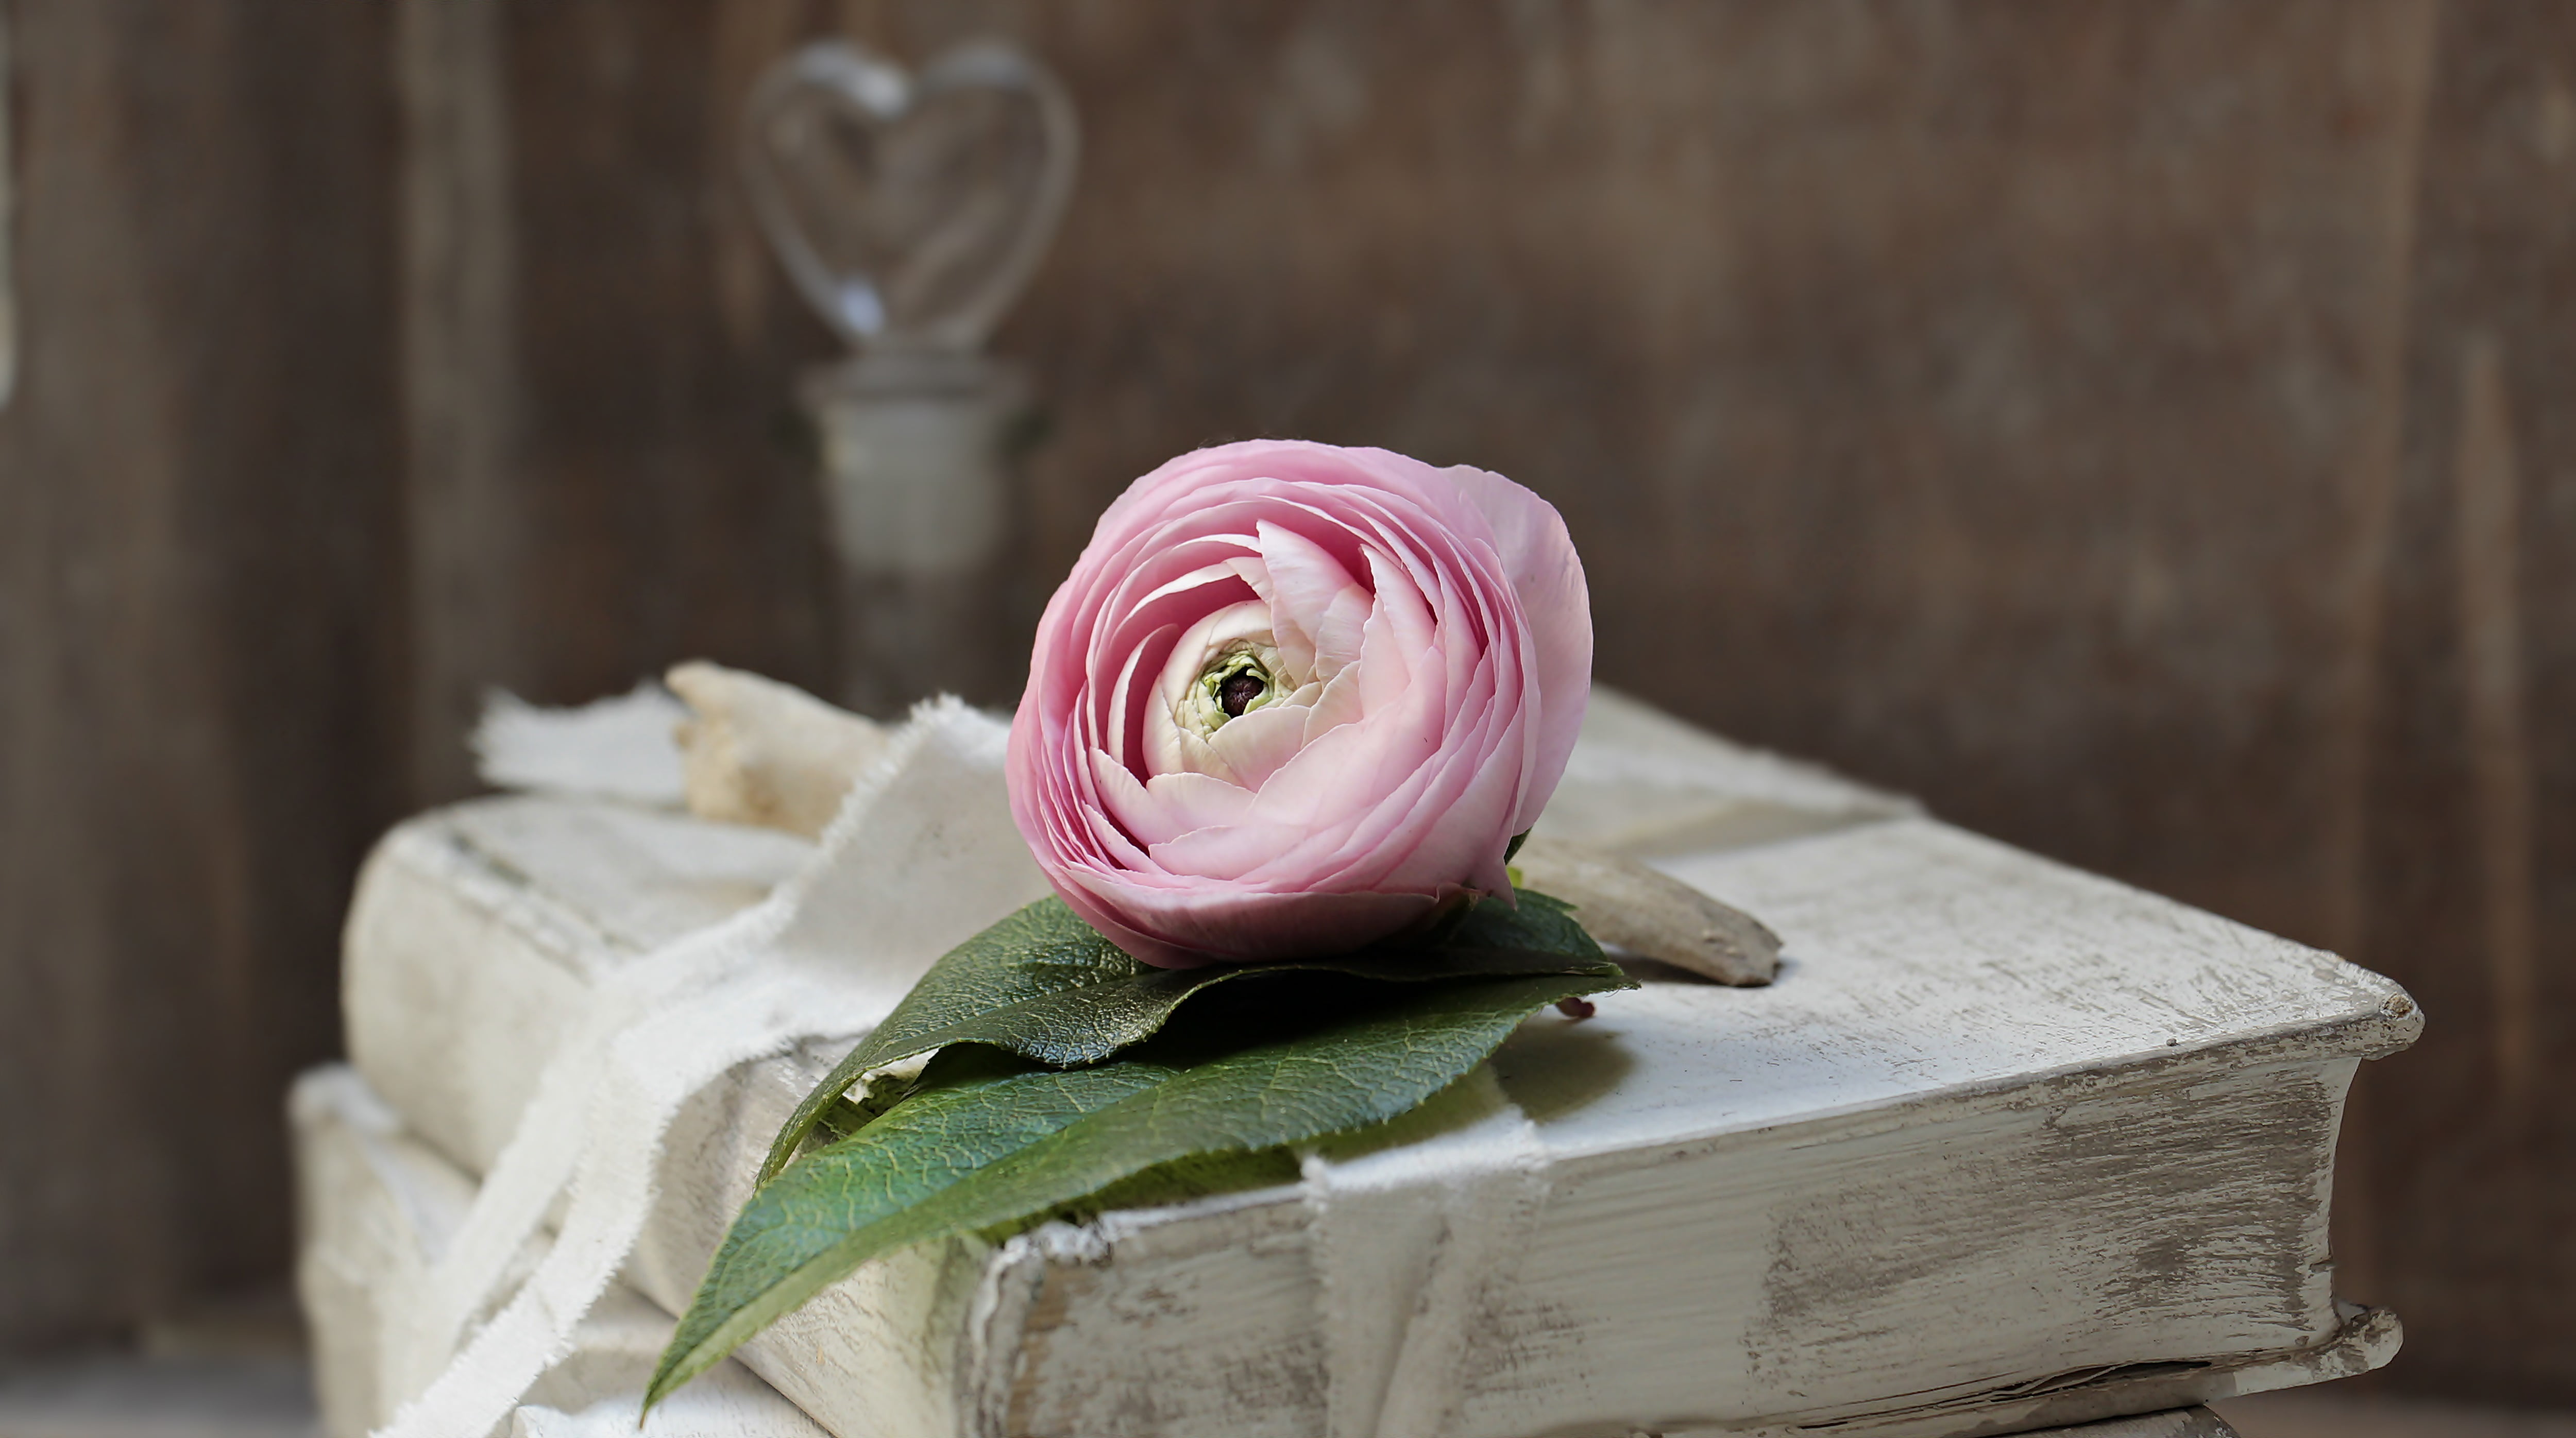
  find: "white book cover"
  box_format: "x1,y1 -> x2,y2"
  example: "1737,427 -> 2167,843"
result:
338,693 -> 2411,1438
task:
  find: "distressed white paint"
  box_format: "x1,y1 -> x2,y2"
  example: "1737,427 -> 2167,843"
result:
342,796 -> 813,1174
298,1065 -> 2256,1438
341,776 -> 2410,1437
1534,691 -> 1919,856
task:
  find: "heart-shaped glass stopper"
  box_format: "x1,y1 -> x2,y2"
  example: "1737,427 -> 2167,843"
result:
742,40 -> 1078,353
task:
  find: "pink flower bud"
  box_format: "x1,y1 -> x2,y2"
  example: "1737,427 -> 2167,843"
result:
1007,440 -> 1591,968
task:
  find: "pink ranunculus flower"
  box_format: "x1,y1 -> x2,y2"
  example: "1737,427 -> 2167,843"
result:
1006,439 -> 1592,968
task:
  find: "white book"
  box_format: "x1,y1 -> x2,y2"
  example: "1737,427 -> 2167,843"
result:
290,1063 -> 827,1438
338,698 -> 2408,1438
290,1062 -> 2238,1438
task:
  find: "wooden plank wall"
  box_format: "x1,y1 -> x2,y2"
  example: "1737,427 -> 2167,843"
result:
1,0 -> 2568,1401
2349,0 -> 2576,1401
0,2 -> 405,1354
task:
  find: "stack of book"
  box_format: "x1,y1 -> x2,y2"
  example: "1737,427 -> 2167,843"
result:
295,691 -> 2410,1437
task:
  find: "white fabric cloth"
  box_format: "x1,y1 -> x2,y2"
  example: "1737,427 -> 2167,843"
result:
294,1062 -> 827,1438
473,683 -> 692,806
378,698 -> 1048,1438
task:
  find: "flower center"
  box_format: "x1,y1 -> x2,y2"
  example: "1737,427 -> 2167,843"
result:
1155,612 -> 1300,773
1218,668 -> 1267,717
1197,647 -> 1276,728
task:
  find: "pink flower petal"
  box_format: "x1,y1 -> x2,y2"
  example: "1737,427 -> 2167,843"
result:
1250,519 -> 1372,679
1204,699 -> 1310,790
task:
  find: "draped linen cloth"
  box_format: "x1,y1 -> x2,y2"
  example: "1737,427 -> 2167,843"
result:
378,699 -> 1045,1438
294,1063 -> 829,1437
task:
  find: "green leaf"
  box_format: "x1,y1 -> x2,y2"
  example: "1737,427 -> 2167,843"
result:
650,1045 -> 1171,1407
1045,1146 -> 1306,1225
1448,887 -> 1598,960
652,969 -> 1628,1409
757,892 -> 1613,1186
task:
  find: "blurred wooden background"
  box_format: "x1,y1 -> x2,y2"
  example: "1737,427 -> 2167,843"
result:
1,0 -> 2568,1405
